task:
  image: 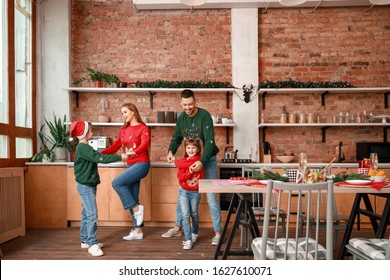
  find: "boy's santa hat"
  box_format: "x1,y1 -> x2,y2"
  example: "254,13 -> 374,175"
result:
69,121 -> 89,140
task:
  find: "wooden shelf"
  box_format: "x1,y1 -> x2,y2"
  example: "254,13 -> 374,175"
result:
259,122 -> 390,143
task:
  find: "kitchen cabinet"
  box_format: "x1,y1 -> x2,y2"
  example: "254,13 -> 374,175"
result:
258,87 -> 390,143
24,165 -> 68,228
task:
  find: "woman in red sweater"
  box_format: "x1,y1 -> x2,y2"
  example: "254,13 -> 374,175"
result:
101,103 -> 150,241
174,138 -> 204,250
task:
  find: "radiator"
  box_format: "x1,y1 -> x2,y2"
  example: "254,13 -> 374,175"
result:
0,168 -> 25,244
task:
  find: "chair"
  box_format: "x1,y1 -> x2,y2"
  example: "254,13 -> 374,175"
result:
298,191 -> 349,249
345,235 -> 390,260
239,168 -> 287,248
251,180 -> 334,260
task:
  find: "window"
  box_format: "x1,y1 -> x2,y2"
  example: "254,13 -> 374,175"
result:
0,0 -> 36,167
0,0 -> 8,125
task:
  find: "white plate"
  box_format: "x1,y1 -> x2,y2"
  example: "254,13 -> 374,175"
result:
345,180 -> 371,185
259,180 -> 268,184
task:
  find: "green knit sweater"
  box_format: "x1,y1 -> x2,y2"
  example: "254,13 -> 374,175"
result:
168,108 -> 219,165
74,143 -> 122,186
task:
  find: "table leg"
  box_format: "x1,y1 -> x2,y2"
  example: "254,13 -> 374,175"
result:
361,194 -> 378,233
338,193 -> 362,260
214,193 -> 237,259
375,196 -> 390,238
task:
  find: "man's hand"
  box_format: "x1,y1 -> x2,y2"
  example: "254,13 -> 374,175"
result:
190,161 -> 203,173
167,151 -> 175,163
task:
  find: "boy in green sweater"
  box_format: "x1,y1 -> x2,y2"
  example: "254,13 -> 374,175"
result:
70,121 -> 127,257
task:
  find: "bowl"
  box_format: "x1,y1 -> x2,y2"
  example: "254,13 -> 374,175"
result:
276,155 -> 294,163
372,175 -> 386,182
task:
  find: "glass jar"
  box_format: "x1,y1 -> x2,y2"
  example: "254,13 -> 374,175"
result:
307,113 -> 314,123
299,112 -> 306,123
289,113 -> 296,123
280,113 -> 287,124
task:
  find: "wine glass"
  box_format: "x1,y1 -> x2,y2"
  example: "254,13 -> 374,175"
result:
369,153 -> 378,176
298,153 -> 307,183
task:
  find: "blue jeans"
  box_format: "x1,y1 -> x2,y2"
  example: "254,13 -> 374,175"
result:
179,187 -> 201,241
112,162 -> 150,228
175,156 -> 222,233
77,183 -> 98,246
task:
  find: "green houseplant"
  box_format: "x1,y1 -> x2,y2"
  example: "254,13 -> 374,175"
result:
44,113 -> 73,162
30,125 -> 55,162
73,67 -> 119,87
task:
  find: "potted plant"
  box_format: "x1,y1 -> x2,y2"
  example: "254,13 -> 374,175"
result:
30,125 -> 55,162
44,113 -> 73,162
73,68 -> 120,87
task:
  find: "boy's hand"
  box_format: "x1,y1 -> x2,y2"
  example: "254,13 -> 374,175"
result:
120,153 -> 128,161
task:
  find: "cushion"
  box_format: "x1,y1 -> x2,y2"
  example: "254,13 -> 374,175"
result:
348,238 -> 389,260
252,237 -> 327,260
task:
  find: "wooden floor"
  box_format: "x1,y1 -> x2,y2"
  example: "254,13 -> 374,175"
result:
0,226 -> 386,260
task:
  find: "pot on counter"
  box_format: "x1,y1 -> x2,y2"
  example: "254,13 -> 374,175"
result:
224,146 -> 238,159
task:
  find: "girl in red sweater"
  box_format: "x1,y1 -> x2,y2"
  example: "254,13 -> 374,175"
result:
174,138 -> 204,250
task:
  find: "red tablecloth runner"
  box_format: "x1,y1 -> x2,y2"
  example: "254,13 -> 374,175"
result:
335,181 -> 389,191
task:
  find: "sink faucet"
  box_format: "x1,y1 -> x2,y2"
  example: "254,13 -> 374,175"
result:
338,141 -> 345,162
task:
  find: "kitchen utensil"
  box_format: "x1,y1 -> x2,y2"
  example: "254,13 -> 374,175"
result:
320,157 -> 337,174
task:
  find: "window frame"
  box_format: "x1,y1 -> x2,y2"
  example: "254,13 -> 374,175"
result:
0,0 -> 36,167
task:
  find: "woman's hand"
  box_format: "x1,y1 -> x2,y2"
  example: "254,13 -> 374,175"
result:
190,161 -> 203,173
167,151 -> 175,163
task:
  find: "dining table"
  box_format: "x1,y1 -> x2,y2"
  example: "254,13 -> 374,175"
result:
199,178 -> 390,260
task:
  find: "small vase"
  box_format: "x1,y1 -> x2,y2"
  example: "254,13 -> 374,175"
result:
98,115 -> 110,122
53,147 -> 67,162
94,81 -> 102,87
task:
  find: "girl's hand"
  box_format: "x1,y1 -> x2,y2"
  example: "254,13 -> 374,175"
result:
120,153 -> 128,161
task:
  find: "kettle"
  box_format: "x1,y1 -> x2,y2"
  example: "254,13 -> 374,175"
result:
224,146 -> 238,159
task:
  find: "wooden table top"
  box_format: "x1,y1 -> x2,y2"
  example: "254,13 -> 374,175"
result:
199,179 -> 390,194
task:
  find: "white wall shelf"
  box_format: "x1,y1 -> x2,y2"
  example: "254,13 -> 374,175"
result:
259,122 -> 390,143
64,87 -> 236,109
258,87 -> 390,109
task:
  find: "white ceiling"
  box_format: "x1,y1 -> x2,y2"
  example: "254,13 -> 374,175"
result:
131,0 -> 382,10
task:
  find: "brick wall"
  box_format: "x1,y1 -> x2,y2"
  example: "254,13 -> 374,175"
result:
70,1 -> 390,162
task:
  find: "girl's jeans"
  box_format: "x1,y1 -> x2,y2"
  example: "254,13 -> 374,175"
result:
175,156 -> 222,233
178,187 -> 201,241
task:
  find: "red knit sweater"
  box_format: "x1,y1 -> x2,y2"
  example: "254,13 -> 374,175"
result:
101,123 -> 150,165
174,155 -> 204,191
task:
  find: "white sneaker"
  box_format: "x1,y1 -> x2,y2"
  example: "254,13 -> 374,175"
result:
182,240 -> 193,250
123,229 -> 143,241
88,244 -> 104,257
211,235 -> 221,246
134,205 -> 144,226
191,233 -> 198,243
161,228 -> 182,238
81,242 -> 103,249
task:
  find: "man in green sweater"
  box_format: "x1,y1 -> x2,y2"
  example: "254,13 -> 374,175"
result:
163,89 -> 222,246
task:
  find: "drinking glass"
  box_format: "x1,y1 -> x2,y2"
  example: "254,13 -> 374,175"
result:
369,153 -> 378,175
298,153 -> 307,183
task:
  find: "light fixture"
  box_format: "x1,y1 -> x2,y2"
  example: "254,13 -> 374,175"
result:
279,0 -> 307,6
369,0 -> 390,5
180,0 -> 206,6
